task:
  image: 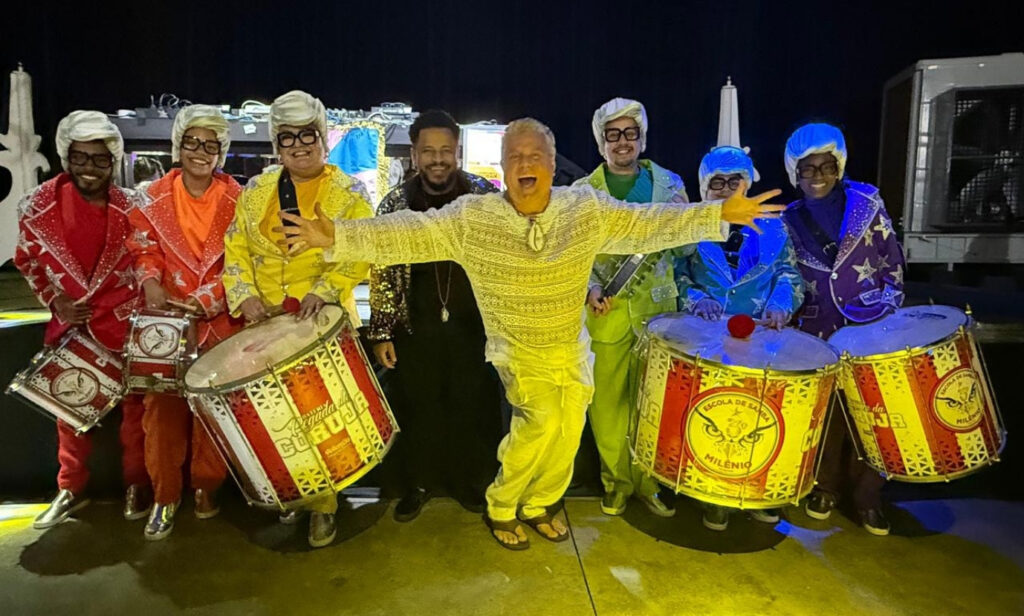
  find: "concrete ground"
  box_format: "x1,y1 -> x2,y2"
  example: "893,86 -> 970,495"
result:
2,273 -> 1022,615
0,493 -> 1021,616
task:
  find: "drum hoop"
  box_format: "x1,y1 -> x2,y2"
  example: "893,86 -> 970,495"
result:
184,306 -> 348,394
837,326 -> 970,364
651,337 -> 842,377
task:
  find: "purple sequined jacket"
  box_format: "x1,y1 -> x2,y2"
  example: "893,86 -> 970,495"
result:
783,180 -> 906,338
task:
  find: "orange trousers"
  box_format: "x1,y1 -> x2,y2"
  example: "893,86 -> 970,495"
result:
143,393 -> 227,505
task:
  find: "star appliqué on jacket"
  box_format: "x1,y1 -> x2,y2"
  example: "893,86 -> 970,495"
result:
853,257 -> 877,284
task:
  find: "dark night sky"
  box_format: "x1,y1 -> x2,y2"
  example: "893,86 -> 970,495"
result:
2,0 -> 1021,196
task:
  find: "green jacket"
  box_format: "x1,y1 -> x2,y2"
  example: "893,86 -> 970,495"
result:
575,160 -> 690,344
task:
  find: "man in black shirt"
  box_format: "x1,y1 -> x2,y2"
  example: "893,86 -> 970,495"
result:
368,110 -> 504,521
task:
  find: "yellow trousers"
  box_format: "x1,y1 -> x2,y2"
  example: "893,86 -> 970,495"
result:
485,356 -> 594,522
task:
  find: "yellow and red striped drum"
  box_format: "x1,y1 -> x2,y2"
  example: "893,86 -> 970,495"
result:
633,314 -> 841,509
184,304 -> 398,510
829,305 -> 1005,482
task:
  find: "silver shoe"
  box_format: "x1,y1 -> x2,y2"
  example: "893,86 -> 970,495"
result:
600,491 -> 628,516
278,510 -> 303,525
639,493 -> 676,518
34,489 -> 89,529
124,484 -> 153,521
749,509 -> 780,524
144,501 -> 179,541
702,505 -> 730,531
308,512 -> 337,548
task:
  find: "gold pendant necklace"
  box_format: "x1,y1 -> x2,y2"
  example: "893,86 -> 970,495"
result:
435,262 -> 453,323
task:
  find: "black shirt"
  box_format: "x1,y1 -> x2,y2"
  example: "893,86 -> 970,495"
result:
404,174 -> 485,336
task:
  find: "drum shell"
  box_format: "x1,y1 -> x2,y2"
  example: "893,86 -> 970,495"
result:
836,324 -> 1005,482
184,311 -> 398,510
5,329 -> 124,433
124,309 -> 197,394
633,332 -> 839,509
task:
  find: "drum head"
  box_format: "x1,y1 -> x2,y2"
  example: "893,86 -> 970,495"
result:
828,305 -> 967,358
185,304 -> 347,390
647,314 -> 839,371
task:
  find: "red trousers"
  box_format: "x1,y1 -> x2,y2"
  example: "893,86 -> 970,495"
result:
143,393 -> 227,505
56,394 -> 148,495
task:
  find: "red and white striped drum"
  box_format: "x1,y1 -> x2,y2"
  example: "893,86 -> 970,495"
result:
124,309 -> 197,394
184,304 -> 398,510
6,329 -> 125,433
829,305 -> 1005,482
633,314 -> 841,509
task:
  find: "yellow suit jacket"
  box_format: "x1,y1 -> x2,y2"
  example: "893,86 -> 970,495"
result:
223,164 -> 372,323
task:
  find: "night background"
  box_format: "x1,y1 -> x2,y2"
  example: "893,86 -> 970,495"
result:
1,4 -> 1023,613
2,0 -> 1021,196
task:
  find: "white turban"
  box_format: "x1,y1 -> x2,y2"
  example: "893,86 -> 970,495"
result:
55,110 -> 124,171
592,97 -> 648,153
698,146 -> 760,198
171,104 -> 231,168
269,90 -> 327,155
784,123 -> 848,187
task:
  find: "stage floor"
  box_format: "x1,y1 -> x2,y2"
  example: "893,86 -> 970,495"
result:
0,495 -> 1021,615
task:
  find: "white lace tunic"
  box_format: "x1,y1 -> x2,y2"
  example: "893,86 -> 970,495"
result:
326,185 -> 724,366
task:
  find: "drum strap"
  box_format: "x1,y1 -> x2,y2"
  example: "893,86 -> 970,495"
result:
602,254 -> 651,298
794,205 -> 839,264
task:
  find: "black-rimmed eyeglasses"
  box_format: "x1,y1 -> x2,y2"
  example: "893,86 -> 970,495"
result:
276,129 -> 320,149
603,127 -> 641,143
708,176 -> 743,191
796,161 -> 839,179
67,150 -> 114,169
181,135 -> 222,155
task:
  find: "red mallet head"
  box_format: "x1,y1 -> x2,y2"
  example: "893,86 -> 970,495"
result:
282,296 -> 301,314
727,314 -> 756,339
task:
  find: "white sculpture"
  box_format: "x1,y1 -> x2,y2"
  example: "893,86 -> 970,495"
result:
717,76 -> 742,148
0,64 -> 49,265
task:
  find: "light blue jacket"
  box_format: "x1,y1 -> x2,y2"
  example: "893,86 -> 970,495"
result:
674,218 -> 804,318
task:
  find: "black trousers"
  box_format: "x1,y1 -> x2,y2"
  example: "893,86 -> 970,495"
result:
378,324 -> 503,498
815,403 -> 885,510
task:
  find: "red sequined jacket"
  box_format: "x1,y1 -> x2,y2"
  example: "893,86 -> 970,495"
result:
13,173 -> 146,351
128,169 -> 244,348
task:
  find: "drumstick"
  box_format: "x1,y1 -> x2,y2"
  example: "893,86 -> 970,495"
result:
167,299 -> 202,314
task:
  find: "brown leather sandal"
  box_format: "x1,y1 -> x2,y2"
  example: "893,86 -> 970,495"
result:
484,515 -> 530,551
518,512 -> 570,543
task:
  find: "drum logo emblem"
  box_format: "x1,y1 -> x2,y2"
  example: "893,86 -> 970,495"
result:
50,368 -> 100,407
932,368 -> 984,432
685,390 -> 783,479
138,323 -> 179,358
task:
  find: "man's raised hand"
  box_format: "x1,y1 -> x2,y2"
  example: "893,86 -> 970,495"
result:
720,181 -> 786,234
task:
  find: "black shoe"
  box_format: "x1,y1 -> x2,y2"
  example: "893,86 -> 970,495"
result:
860,509 -> 891,536
804,491 -> 835,521
702,505 -> 729,531
394,489 -> 429,522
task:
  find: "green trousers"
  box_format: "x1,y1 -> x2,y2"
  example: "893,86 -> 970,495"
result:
590,334 -> 660,498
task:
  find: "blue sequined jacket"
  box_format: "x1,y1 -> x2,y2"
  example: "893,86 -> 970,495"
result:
674,218 -> 805,319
